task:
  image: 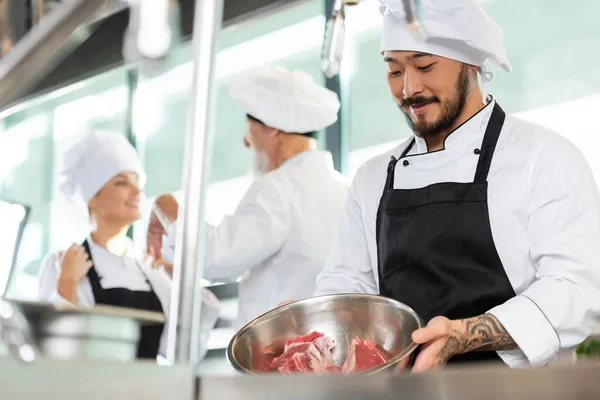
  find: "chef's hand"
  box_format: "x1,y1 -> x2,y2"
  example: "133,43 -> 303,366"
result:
58,244 -> 92,282
148,248 -> 173,277
57,244 -> 92,304
393,354 -> 413,373
411,314 -> 518,373
410,316 -> 459,372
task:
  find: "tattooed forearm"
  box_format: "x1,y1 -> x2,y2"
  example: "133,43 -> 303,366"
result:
435,334 -> 468,366
432,314 -> 518,367
462,314 -> 518,352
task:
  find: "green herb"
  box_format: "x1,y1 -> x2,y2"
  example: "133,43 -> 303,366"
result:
575,339 -> 600,356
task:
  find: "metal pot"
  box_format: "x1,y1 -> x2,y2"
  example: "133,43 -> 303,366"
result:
2,299 -> 164,362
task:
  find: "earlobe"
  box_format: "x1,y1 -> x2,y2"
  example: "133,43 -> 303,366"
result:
468,65 -> 479,78
271,128 -> 282,137
87,193 -> 100,212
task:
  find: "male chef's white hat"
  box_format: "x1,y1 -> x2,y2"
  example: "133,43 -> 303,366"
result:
229,65 -> 340,134
378,0 -> 511,89
60,129 -> 146,204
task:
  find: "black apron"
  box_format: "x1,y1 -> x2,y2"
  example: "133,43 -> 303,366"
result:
82,240 -> 165,359
376,103 -> 516,364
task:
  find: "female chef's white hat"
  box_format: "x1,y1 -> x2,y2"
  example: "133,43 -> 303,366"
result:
379,0 -> 511,82
60,129 -> 146,204
229,65 -> 340,134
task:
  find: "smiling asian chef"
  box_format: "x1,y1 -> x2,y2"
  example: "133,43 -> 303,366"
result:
314,0 -> 600,372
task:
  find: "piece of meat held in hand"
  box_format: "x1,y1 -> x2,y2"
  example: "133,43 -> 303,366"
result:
269,331 -> 336,374
341,338 -> 388,373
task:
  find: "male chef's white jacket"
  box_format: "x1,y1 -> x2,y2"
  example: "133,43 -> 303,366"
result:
168,150 -> 349,329
316,99 -> 600,368
38,236 -> 220,360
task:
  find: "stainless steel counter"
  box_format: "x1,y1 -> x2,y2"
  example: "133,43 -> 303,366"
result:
199,361 -> 600,400
2,358 -> 600,399
0,358 -> 194,399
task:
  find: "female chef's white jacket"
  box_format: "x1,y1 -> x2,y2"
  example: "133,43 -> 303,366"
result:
38,236 -> 220,359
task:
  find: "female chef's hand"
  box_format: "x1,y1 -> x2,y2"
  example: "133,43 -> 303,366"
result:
411,314 -> 518,373
58,244 -> 93,282
57,244 -> 93,304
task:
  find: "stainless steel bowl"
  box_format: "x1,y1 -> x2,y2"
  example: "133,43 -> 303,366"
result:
227,294 -> 424,375
1,299 -> 164,362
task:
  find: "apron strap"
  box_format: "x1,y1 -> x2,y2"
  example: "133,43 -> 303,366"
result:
384,156 -> 398,191
384,139 -> 415,191
377,139 -> 415,215
82,239 -> 108,304
473,103 -> 506,184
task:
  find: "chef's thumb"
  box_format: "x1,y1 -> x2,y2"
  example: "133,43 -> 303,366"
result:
411,317 -> 448,344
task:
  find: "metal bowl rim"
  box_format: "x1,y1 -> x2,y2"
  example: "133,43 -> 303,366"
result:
226,293 -> 424,375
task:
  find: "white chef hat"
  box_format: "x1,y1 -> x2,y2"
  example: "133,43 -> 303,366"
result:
378,0 -> 511,76
60,129 -> 146,204
229,65 -> 340,134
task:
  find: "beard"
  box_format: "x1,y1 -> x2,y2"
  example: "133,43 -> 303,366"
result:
251,150 -> 269,177
399,65 -> 470,138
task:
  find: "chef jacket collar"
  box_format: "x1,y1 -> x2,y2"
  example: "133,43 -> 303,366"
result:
87,235 -> 142,261
280,150 -> 335,170
412,97 -> 496,154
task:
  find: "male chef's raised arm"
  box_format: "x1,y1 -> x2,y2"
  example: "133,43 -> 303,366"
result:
201,175 -> 291,281
315,164 -> 378,296
486,136 -> 600,367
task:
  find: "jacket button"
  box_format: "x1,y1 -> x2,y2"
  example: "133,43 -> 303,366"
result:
474,148 -> 481,155
402,160 -> 409,166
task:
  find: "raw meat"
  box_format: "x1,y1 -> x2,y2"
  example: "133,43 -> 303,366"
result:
341,338 -> 389,373
254,331 -> 389,374
251,341 -> 277,372
269,332 -> 336,374
284,331 -> 324,347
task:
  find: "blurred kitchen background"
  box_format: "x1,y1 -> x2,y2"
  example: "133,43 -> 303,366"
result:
0,0 -> 599,374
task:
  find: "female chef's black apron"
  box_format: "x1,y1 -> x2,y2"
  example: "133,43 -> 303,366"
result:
376,103 -> 516,364
82,240 -> 165,359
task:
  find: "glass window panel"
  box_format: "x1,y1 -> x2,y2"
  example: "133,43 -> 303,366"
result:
134,0 -> 326,244
0,112 -> 51,300
49,70 -> 129,252
0,68 -> 129,300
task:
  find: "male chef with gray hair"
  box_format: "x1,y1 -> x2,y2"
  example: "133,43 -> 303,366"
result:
315,0 -> 600,371
167,65 -> 348,329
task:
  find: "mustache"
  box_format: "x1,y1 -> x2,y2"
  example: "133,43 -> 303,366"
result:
400,96 -> 440,108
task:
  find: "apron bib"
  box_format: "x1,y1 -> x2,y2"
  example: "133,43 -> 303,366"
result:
376,103 -> 516,364
83,240 -> 165,359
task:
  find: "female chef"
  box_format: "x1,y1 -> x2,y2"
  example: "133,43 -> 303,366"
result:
38,129 -> 219,360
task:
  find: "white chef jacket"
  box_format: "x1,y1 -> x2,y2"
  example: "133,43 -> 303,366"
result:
316,99 -> 600,368
169,150 -> 349,329
38,236 -> 174,356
